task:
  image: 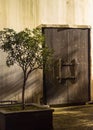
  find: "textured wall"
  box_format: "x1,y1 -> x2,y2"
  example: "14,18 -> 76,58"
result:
36,0 -> 92,25
0,0 -> 38,30
0,0 -> 93,102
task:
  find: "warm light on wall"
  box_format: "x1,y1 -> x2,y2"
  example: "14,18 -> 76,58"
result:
0,0 -> 93,102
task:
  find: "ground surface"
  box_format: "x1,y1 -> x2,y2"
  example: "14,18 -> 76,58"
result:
53,104 -> 93,130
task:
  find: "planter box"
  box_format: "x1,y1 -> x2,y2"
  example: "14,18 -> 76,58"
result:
0,109 -> 54,130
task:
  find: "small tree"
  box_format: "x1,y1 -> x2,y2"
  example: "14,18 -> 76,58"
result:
0,28 -> 53,109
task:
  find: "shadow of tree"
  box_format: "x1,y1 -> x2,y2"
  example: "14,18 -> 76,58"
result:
0,64 -> 42,103
53,105 -> 93,130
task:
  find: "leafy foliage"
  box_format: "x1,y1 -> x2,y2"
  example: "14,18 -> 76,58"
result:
0,28 -> 53,71
0,27 -> 53,109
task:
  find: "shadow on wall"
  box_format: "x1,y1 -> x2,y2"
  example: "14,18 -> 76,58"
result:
0,65 -> 42,104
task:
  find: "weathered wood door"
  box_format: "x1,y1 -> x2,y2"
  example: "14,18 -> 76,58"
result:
43,27 -> 90,105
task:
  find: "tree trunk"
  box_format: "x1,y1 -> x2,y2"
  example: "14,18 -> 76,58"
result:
22,71 -> 27,110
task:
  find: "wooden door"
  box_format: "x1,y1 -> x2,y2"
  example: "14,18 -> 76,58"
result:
43,27 -> 90,105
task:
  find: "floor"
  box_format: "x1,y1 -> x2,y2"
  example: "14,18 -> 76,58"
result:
53,104 -> 93,130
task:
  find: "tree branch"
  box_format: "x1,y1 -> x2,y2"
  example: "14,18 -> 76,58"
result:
26,65 -> 41,80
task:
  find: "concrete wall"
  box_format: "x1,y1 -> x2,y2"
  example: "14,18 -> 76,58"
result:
0,0 -> 36,30
0,0 -> 93,103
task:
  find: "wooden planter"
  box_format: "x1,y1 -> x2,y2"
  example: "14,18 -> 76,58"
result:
0,109 -> 54,130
